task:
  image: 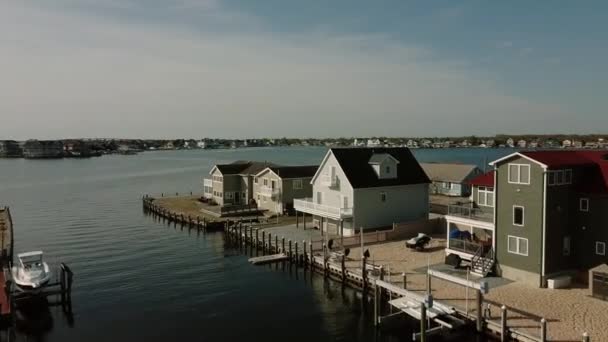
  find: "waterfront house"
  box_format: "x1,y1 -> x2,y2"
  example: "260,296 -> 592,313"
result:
573,140 -> 584,149
445,150 -> 608,288
204,161 -> 277,206
294,147 -> 430,236
506,138 -> 515,148
562,139 -> 572,148
367,138 -> 382,147
421,163 -> 482,197
253,165 -> 317,215
22,140 -> 63,158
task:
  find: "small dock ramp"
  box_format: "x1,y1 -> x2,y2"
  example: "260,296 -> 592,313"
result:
248,253 -> 289,265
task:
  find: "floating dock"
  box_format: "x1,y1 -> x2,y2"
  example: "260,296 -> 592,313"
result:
249,253 -> 289,265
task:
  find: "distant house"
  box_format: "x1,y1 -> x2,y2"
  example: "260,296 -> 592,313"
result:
528,140 -> 539,149
253,165 -> 317,215
517,139 -> 527,148
294,147 -> 430,236
421,163 -> 482,197
366,138 -> 382,147
562,139 -> 572,148
0,140 -> 23,158
205,161 -> 277,206
421,140 -> 432,148
63,140 -> 92,157
197,140 -> 206,149
406,139 -> 419,148
506,138 -> 515,148
573,140 -> 583,148
22,140 -> 63,158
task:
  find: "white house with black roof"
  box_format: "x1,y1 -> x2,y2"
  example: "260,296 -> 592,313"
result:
294,147 -> 430,236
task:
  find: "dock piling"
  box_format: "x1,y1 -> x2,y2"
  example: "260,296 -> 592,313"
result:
419,303 -> 427,342
540,318 -> 547,342
295,242 -> 298,265
500,305 -> 508,342
476,290 -> 483,333
583,332 -> 590,342
402,273 -> 407,289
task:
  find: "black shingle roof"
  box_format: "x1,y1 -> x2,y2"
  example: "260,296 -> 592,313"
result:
330,147 -> 430,188
266,165 -> 318,179
216,161 -> 278,175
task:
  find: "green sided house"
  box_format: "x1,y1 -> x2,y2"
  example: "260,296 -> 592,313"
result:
253,165 -> 317,215
446,150 -> 608,288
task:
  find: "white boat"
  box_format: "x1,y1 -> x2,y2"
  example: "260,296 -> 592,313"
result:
11,251 -> 52,291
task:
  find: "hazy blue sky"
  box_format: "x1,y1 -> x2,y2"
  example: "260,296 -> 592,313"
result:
1,1 -> 607,139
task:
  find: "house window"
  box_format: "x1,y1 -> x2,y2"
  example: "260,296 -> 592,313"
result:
442,182 -> 452,189
225,192 -> 233,199
563,236 -> 571,256
580,198 -> 589,212
508,236 -> 529,256
596,242 -> 606,256
548,172 -> 556,186
242,192 -> 246,199
564,169 -> 572,184
385,166 -> 390,174
513,206 -> 524,226
263,179 -> 268,186
254,177 -> 258,184
508,164 -> 530,185
380,191 -> 387,202
293,179 -> 303,190
477,187 -> 494,207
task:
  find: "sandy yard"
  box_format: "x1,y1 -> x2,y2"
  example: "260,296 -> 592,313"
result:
344,236 -> 607,341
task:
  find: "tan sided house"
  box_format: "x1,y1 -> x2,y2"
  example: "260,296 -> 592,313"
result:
253,166 -> 317,215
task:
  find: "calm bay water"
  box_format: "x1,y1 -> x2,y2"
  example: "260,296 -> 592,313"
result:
0,147 -> 512,341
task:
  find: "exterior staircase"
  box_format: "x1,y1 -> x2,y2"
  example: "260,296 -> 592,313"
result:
471,247 -> 495,277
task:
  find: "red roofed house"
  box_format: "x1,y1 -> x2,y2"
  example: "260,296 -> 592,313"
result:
445,150 -> 608,289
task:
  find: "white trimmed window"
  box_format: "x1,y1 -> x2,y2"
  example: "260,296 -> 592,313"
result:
548,169 -> 572,186
564,169 -> 572,184
380,191 -> 387,202
477,186 -> 494,207
254,177 -> 258,184
580,198 -> 589,212
596,242 -> 606,256
263,179 -> 268,186
508,236 -> 529,256
293,179 -> 303,190
508,164 -> 530,185
513,206 -> 524,226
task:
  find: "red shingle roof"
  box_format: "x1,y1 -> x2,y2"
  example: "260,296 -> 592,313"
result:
469,171 -> 495,187
518,151 -> 608,193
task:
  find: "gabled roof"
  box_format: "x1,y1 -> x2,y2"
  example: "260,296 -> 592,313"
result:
368,153 -> 400,165
212,161 -> 279,175
420,163 -> 480,183
469,171 -> 495,187
328,147 -> 430,189
256,165 -> 318,179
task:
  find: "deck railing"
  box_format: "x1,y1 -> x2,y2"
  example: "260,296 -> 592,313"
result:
294,198 -> 353,218
448,238 -> 482,255
447,204 -> 494,223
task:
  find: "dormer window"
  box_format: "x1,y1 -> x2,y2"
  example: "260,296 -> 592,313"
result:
368,153 -> 399,179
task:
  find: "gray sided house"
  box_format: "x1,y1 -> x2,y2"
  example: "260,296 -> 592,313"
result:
446,150 -> 608,288
253,166 -> 317,215
421,162 -> 482,197
204,161 -> 277,206
294,147 -> 430,237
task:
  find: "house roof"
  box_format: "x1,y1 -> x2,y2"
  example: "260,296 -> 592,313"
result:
368,153 -> 399,165
590,263 -> 608,273
329,147 -> 430,189
420,163 -> 480,183
214,161 -> 279,175
259,165 -> 318,179
469,171 -> 495,187
490,150 -> 608,193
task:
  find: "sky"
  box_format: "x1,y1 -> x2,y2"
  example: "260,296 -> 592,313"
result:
1,1 -> 607,139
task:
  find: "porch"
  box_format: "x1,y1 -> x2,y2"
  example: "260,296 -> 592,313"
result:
444,214 -> 494,262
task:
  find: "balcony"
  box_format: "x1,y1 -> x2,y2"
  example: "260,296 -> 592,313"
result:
448,238 -> 483,255
258,186 -> 279,198
321,175 -> 337,187
447,204 -> 494,223
293,198 -> 353,219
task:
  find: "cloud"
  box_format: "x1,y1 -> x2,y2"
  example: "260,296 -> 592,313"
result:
0,2 -> 566,139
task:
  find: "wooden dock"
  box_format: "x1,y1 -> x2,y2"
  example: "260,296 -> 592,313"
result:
249,253 -> 289,265
0,208 -> 13,320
